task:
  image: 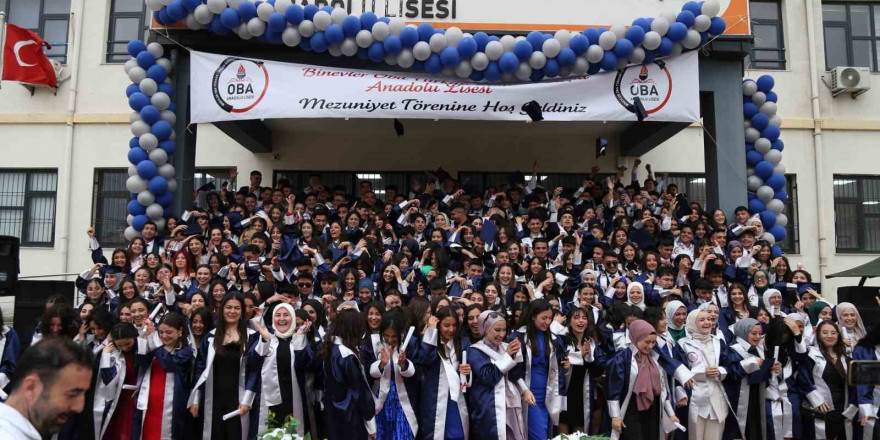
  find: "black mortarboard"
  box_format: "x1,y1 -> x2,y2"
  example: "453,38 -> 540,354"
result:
197,181 -> 217,192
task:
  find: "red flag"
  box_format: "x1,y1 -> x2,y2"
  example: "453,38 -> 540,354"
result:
2,23 -> 57,88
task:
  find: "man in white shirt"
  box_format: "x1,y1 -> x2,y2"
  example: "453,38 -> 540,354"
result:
0,338 -> 93,440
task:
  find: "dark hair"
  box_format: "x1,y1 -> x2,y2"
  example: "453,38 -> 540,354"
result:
405,296 -> 431,336
564,307 -> 600,347
322,308 -> 365,359
90,308 -> 116,333
40,304 -> 78,339
816,320 -> 848,363
642,307 -> 665,329
764,317 -> 795,366
519,299 -> 553,354
302,298 -> 327,329
380,309 -> 407,348
11,338 -> 93,391
214,293 -> 248,355
190,306 -> 214,336
159,312 -> 189,348
435,306 -> 462,362
110,322 -> 140,340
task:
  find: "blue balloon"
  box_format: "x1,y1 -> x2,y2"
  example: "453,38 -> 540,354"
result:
625,26 -> 645,46
557,48 -> 576,66
766,91 -> 778,102
303,4 -> 319,20
469,70 -> 485,82
167,1 -> 187,21
708,17 -> 726,35
514,40 -> 533,60
484,62 -> 501,82
743,102 -> 758,118
220,7 -> 241,28
418,23 -> 436,42
129,92 -> 150,111
489,35 -> 502,42
284,4 -> 303,24
700,31 -> 708,45
527,31 -> 545,50
237,2 -> 256,20
667,22 -> 688,42
425,53 -> 443,74
182,0 -> 200,12
383,35 -> 402,55
771,139 -> 784,151
168,103 -> 176,112
442,47 -> 461,68
745,142 -> 755,152
321,5 -> 334,14
766,174 -> 786,191
774,189 -> 788,201
158,82 -> 174,97
748,199 -> 765,214
147,64 -> 167,83
310,32 -> 328,53
569,34 -> 589,55
157,192 -> 174,208
747,192 -> 757,201
400,27 -> 419,47
457,37 -> 477,58
683,1 -> 703,16
755,161 -> 774,179
128,147 -> 148,165
770,245 -> 783,258
600,51 -> 618,72
152,120 -> 173,141
583,28 -> 601,45
762,125 -> 780,141
499,52 -> 518,72
141,105 -> 160,125
657,37 -> 674,56
159,140 -> 176,156
128,200 -> 146,216
210,16 -> 230,35
760,210 -> 777,228
132,215 -> 149,232
757,75 -> 775,93
129,137 -> 140,150
472,32 -> 489,51
136,160 -> 158,180
529,70 -> 544,82
340,16 -> 359,37
367,41 -> 385,62
614,39 -> 634,58
379,17 -> 390,24
544,58 -> 560,77
126,83 -> 140,97
156,9 -> 169,26
136,51 -> 156,69
148,176 -> 169,196
127,40 -> 147,57
746,150 -> 763,167
355,46 -> 367,59
770,225 -> 786,242
268,12 -> 287,32
643,49 -> 656,64
751,113 -> 770,131
676,10 -> 696,28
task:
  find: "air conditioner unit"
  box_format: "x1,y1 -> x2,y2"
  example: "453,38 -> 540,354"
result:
822,66 -> 871,98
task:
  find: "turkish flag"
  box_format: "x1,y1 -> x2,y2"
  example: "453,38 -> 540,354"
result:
2,24 -> 57,88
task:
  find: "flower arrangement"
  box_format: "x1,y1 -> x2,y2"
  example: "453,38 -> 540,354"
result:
256,412 -> 310,440
552,433 -> 610,440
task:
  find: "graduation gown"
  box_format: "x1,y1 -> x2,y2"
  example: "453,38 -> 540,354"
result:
723,338 -> 773,440
255,333 -> 312,437
323,337 -> 378,440
606,346 -> 676,440
508,327 -> 567,433
417,327 -> 471,440
0,326 -> 20,401
853,345 -> 880,440
369,341 -> 421,439
561,337 -> 607,432
134,332 -> 195,440
96,347 -> 139,440
674,335 -> 736,440
796,347 -> 860,440
468,340 -> 526,440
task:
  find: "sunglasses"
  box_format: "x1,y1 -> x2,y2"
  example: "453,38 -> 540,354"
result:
298,283 -> 313,288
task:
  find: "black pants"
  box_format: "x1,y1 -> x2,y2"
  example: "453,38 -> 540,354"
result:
620,397 -> 661,440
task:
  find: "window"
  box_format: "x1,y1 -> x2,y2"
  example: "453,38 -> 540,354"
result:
833,175 -> 880,253
273,171 -> 414,202
779,175 -> 800,253
3,0 -> 70,63
822,2 -> 880,71
0,170 -> 58,247
663,173 -> 708,208
194,168 -> 233,208
107,0 -> 151,63
92,169 -> 130,248
746,0 -> 786,69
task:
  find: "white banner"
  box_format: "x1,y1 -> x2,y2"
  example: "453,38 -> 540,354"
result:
190,50 -> 700,124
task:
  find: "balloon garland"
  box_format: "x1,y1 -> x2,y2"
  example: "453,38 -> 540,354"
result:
123,40 -> 178,240
141,0 -> 727,82
743,75 -> 786,257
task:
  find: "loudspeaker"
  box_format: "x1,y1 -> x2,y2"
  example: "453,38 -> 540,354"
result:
837,286 -> 880,324
12,280 -> 75,346
0,236 -> 19,295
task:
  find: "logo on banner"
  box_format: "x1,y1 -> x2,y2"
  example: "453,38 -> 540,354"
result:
613,60 -> 673,116
211,57 -> 269,113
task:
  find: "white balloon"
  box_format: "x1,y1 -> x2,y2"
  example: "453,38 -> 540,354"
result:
610,25 -> 627,40
501,72 -> 515,82
485,41 -> 504,60
226,0 -> 242,7
572,57 -> 589,75
542,38 -> 561,57
149,148 -> 168,165
128,67 -> 147,83
671,43 -> 684,55
747,176 -> 764,192
151,92 -> 171,111
764,149 -> 782,165
127,175 -> 148,193
661,12 -> 678,27
515,62 -> 533,80
455,60 -> 473,78
153,218 -> 166,231
146,0 -> 164,11
775,213 -> 788,228
757,185 -> 774,203
156,58 -> 172,74
124,226 -> 140,241
282,26 -> 301,46
138,190 -> 156,207
767,199 -> 785,214
586,45 -> 604,63
206,0 -> 227,14
236,23 -> 253,39
773,163 -> 786,175
129,112 -> 142,124
761,232 -> 776,245
372,21 -> 390,41
383,52 -> 396,64
131,121 -> 151,137
146,204 -> 165,221
389,18 -> 406,36
413,41 -> 432,60
760,102 -> 778,116
471,52 -> 490,70
642,32 -> 661,50
158,163 -> 176,179
147,42 -> 164,59
247,17 -> 267,36
702,0 -> 721,17
559,66 -> 572,77
755,138 -> 771,154
429,33 -> 448,52
330,8 -> 347,24
166,179 -> 177,193
553,30 -> 571,48
139,133 -> 159,151
139,78 -> 158,96
274,0 -> 292,13
256,2 -> 275,21
744,120 -> 751,129
500,35 -> 517,51
683,29 -> 701,49
528,51 -> 547,69
397,49 -> 415,68
313,11 -> 331,30
341,38 -> 359,56
742,80 -> 758,96
651,17 -> 669,36
160,110 -> 176,125
298,20 -> 315,37
598,31 -> 617,50
747,167 -> 755,177
751,91 -> 767,106
617,58 -> 629,70
769,115 -> 782,127
356,29 -> 374,48
127,214 -> 134,226
124,58 -> 138,74
185,12 -> 202,30
694,15 -> 712,32
194,4 -> 214,24
745,127 -> 761,143
629,47 -> 646,64
443,67 -> 456,77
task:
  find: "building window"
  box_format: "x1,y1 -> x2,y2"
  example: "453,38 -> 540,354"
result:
746,0 -> 786,69
194,168 -> 234,208
3,0 -> 70,63
833,175 -> 880,253
107,0 -> 151,63
0,170 -> 58,247
92,169 -> 130,248
662,173 -> 708,208
822,2 -> 880,71
273,171 -> 414,202
778,175 -> 800,253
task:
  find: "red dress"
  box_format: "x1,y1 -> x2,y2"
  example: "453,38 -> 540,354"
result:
141,358 -> 169,440
103,350 -> 137,440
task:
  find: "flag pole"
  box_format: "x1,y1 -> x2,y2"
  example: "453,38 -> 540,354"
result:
0,12 -> 6,90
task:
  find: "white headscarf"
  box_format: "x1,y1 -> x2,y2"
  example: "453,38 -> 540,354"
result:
666,301 -> 687,331
836,302 -> 867,342
626,281 -> 646,310
762,288 -> 783,316
272,303 -> 296,338
686,309 -> 712,341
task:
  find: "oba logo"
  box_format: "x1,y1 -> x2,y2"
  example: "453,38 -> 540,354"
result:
613,61 -> 673,116
211,57 -> 269,113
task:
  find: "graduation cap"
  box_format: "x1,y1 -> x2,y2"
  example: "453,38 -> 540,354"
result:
183,224 -> 204,237
104,265 -> 123,275
197,181 -> 217,192
480,219 -> 498,245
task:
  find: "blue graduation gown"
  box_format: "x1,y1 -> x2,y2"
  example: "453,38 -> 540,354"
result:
0,326 -> 20,401
468,340 -> 526,440
853,345 -> 880,440
416,327 -> 471,440
133,333 -> 195,440
323,339 -> 377,440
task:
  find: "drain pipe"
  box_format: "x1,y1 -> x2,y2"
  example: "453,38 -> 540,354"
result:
803,0 -> 828,280
58,1 -> 85,278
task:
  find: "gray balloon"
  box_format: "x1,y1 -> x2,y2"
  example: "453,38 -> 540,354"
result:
146,203 -> 165,220
682,29 -> 701,49
744,120 -> 751,129
151,92 -> 171,111
769,115 -> 782,127
747,175 -> 764,192
126,175 -> 147,193
598,31 -> 617,50
128,165 -> 138,177
745,127 -> 761,143
124,59 -> 138,74
149,148 -> 168,166
747,167 -> 755,177
129,112 -> 142,124
742,80 -> 757,96
757,185 -> 775,202
139,133 -> 158,151
760,101 -> 777,116
124,226 -> 140,241
158,164 -> 176,180
166,179 -> 177,193
131,121 -> 151,137
156,58 -> 172,74
128,67 -> 147,83
147,42 -> 164,59
762,232 -> 776,245
160,110 -> 177,125
767,199 -> 785,214
751,91 -> 767,106
153,218 -> 166,231
127,214 -> 134,226
773,163 -> 786,174
775,213 -> 788,228
586,45 -> 604,63
764,149 -> 782,165
137,190 -> 156,206
755,138 -> 771,154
